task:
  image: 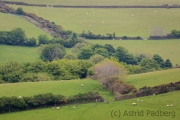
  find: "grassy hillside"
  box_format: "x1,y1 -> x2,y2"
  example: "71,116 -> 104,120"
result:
3,0 -> 180,6
0,44 -> 39,64
127,68 -> 180,89
9,5 -> 180,38
87,40 -> 180,66
0,68 -> 179,98
0,12 -> 51,38
0,91 -> 179,120
0,79 -> 113,101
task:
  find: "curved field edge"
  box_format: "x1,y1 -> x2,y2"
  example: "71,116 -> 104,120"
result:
87,40 -> 180,66
2,0 -> 180,6
0,12 -> 51,38
0,91 -> 179,120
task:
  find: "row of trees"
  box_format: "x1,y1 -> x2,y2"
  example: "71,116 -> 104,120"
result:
0,28 -> 36,46
80,31 -> 116,39
0,28 -> 82,47
0,92 -> 103,113
70,43 -> 172,74
0,59 -> 93,83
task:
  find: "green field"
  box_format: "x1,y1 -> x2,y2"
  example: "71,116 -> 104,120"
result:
87,40 -> 180,66
3,0 -> 180,6
9,5 -> 180,38
0,67 -> 180,120
0,69 -> 179,98
0,44 -> 39,64
0,90 -> 179,120
127,68 -> 180,89
0,12 -> 51,38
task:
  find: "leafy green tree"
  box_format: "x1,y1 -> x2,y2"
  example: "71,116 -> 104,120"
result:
115,46 -> 128,62
24,37 -> 36,46
124,54 -> 138,65
153,54 -> 164,65
63,53 -> 78,60
8,28 -> 27,45
16,7 -> 24,14
90,54 -> 105,64
39,44 -> 66,61
139,58 -> 160,72
71,42 -> 89,54
78,46 -> 94,59
38,34 -> 49,45
94,48 -> 108,57
164,59 -> 173,68
104,44 -> 115,56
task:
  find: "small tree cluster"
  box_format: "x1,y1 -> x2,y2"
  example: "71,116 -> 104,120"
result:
0,60 -> 93,83
0,28 -> 36,46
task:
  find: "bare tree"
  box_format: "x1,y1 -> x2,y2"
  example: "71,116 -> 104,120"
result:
93,59 -> 127,84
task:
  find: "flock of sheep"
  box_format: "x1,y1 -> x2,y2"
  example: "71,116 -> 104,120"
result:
132,94 -> 174,107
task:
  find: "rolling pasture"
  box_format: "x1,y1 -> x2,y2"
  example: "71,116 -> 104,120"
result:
3,0 -> 180,6
0,44 -> 39,64
0,68 -> 179,98
0,65 -> 180,120
87,40 -> 180,66
0,12 -> 51,38
9,5 -> 180,38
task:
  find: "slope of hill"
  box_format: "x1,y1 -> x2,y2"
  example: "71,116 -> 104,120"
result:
0,12 -> 51,38
9,5 -> 180,38
0,91 -> 179,120
0,44 -> 39,64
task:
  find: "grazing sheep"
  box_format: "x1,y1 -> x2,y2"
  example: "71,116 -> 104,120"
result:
132,103 -> 137,106
81,84 -> 84,87
18,96 -> 23,99
141,100 -> 143,102
137,99 -> 140,101
61,80 -> 64,83
170,104 -> 173,107
73,106 -> 76,108
153,93 -> 156,96
56,107 -> 60,110
52,107 -> 54,109
166,105 -> 170,107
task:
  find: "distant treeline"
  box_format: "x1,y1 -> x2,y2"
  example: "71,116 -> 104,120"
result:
149,29 -> 180,40
0,92 -> 103,113
0,28 -> 80,47
1,1 -> 180,8
80,31 -> 142,40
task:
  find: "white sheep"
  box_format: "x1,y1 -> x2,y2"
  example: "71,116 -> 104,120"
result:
18,96 -> 23,99
56,107 -> 60,110
73,106 -> 76,108
61,80 -> 64,83
132,103 -> 137,106
170,104 -> 173,107
52,107 -> 54,109
137,99 -> 140,101
166,105 -> 170,107
81,84 -> 84,87
153,93 -> 156,96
